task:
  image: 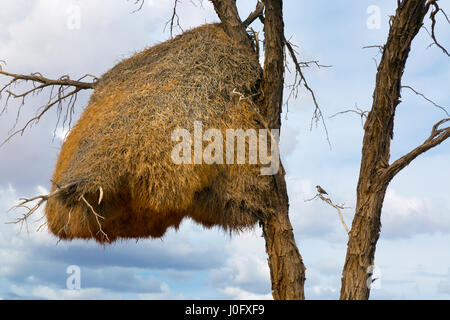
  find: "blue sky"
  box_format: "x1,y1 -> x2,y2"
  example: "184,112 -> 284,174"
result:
0,0 -> 449,299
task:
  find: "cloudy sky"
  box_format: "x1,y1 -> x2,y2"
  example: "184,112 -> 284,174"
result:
0,0 -> 449,300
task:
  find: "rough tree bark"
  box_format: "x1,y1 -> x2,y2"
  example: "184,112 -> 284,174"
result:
210,0 -> 252,48
210,0 -> 306,299
259,0 -> 306,300
340,0 -> 449,300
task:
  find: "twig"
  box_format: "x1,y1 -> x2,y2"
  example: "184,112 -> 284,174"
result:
80,194 -> 109,242
0,68 -> 97,146
0,70 -> 96,89
362,45 -> 385,69
129,0 -> 145,13
305,192 -> 350,234
165,0 -> 183,38
56,207 -> 73,236
426,0 -> 450,57
330,103 -> 369,127
402,85 -> 449,117
7,182 -> 110,242
6,182 -> 77,230
283,35 -> 331,148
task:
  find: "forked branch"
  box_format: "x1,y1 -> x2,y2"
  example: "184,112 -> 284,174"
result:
427,0 -> 450,57
305,192 -> 350,234
243,1 -> 265,28
7,182 -> 77,231
165,0 -> 182,37
284,36 -> 331,147
128,0 -> 145,13
8,182 -> 109,242
258,13 -> 331,146
330,104 -> 369,127
383,117 -> 450,182
0,68 -> 97,146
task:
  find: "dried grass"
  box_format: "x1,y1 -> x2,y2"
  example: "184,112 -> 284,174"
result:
45,23 -> 276,243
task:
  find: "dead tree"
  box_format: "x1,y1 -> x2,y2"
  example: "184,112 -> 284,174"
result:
340,0 -> 450,300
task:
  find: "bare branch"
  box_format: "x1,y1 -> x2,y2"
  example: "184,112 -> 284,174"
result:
383,117 -> 450,182
362,45 -> 384,51
402,85 -> 449,117
0,68 -> 97,146
128,0 -> 145,13
330,103 -> 369,127
8,181 -> 110,242
6,182 -> 77,230
305,192 -> 350,234
362,45 -> 385,69
0,70 -> 97,90
243,1 -> 265,28
283,36 -> 331,148
427,0 -> 450,57
165,0 -> 183,38
80,194 -> 110,242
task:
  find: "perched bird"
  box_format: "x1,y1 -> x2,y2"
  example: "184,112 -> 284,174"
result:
316,185 -> 328,195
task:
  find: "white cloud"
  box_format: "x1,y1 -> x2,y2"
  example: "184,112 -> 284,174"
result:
311,285 -> 338,297
10,284 -> 118,300
208,231 -> 271,297
384,189 -> 426,217
138,282 -> 185,300
381,188 -> 450,238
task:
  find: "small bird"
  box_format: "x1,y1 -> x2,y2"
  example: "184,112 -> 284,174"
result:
316,185 -> 328,195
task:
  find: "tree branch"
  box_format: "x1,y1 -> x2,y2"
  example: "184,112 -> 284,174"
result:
283,36 -> 331,147
340,0 -> 433,300
305,193 -> 350,234
165,0 -> 183,38
7,182 -> 77,232
209,0 -> 251,48
243,1 -> 265,28
402,85 -> 449,117
427,0 -> 450,57
383,117 -> 450,182
330,103 -> 369,127
8,182 -> 110,242
0,70 -> 96,90
128,0 -> 145,13
0,68 -> 97,145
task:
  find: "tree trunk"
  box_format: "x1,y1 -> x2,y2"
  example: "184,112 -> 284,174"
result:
340,0 -> 430,300
340,186 -> 388,300
260,0 -> 306,299
262,167 -> 306,300
210,0 -> 306,300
